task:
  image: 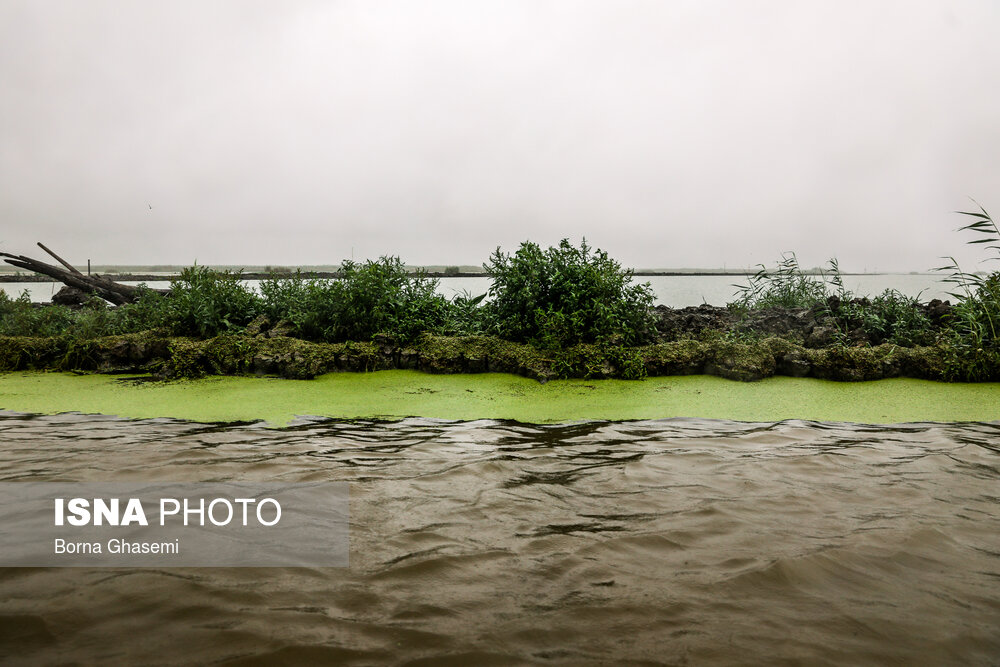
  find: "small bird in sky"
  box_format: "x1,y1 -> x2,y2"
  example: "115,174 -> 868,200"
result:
148,203 -> 152,210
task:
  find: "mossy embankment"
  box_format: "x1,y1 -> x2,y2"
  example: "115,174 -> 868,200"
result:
2,370 -> 998,425
4,234 -> 998,382
0,329 -> 953,382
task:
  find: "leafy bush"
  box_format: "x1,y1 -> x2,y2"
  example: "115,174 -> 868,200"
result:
258,272 -> 334,340
0,290 -> 77,336
259,257 -> 451,342
159,266 -> 260,337
64,298 -> 124,339
440,290 -> 487,336
483,239 -> 654,348
110,287 -> 171,333
0,259 -> 453,343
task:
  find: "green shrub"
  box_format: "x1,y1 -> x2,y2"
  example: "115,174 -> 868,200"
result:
483,239 -> 654,348
64,297 -> 121,339
109,287 -> 171,333
159,266 -> 260,337
834,289 -> 935,347
441,290 -> 487,336
0,284 -> 176,339
258,272 -> 336,340
259,257 -> 451,342
0,290 -> 76,336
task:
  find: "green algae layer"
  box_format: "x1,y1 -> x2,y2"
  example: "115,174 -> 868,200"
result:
1,370 -> 998,426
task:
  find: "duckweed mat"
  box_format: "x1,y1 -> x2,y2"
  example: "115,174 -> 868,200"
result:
1,370 -> 998,425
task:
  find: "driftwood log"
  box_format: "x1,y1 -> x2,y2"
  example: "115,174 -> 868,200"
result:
0,243 -> 169,305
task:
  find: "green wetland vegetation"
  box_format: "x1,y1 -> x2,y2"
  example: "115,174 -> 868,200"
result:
1,206 -> 999,387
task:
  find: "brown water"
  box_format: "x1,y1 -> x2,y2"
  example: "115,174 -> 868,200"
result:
0,412 -> 998,666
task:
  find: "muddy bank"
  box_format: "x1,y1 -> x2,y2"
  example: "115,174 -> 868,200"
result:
0,328 -> 950,383
0,296 -> 969,382
652,296 -> 953,347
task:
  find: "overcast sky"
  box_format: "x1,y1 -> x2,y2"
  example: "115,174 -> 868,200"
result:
2,1 -> 999,271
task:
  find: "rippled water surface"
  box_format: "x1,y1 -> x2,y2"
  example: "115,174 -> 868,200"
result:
0,412 -> 998,665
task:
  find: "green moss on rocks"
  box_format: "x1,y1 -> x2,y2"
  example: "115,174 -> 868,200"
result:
0,333 -> 172,373
408,334 -> 553,379
0,336 -> 61,370
163,336 -> 383,379
0,331 -> 977,383
639,339 -> 711,377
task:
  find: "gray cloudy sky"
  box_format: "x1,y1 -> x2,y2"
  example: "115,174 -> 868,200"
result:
2,1 -> 999,271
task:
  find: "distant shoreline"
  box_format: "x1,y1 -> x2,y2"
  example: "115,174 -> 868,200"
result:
0,270 -> 928,282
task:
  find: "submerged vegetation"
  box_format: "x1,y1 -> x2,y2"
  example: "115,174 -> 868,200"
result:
2,213 -> 1000,383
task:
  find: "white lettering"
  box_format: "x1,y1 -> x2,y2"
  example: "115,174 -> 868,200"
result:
107,538 -> 180,554
160,498 -> 180,525
54,538 -> 101,554
92,498 -> 117,526
120,498 -> 148,526
183,498 -> 205,526
67,498 -> 90,526
234,498 -> 254,524
257,498 -> 281,526
208,499 -> 233,526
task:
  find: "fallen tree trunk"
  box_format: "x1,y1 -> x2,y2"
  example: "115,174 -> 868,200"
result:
0,244 -> 170,305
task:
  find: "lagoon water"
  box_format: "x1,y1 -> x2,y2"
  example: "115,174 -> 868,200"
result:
1,273 -> 953,308
0,412 -> 997,665
434,274 -> 954,307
